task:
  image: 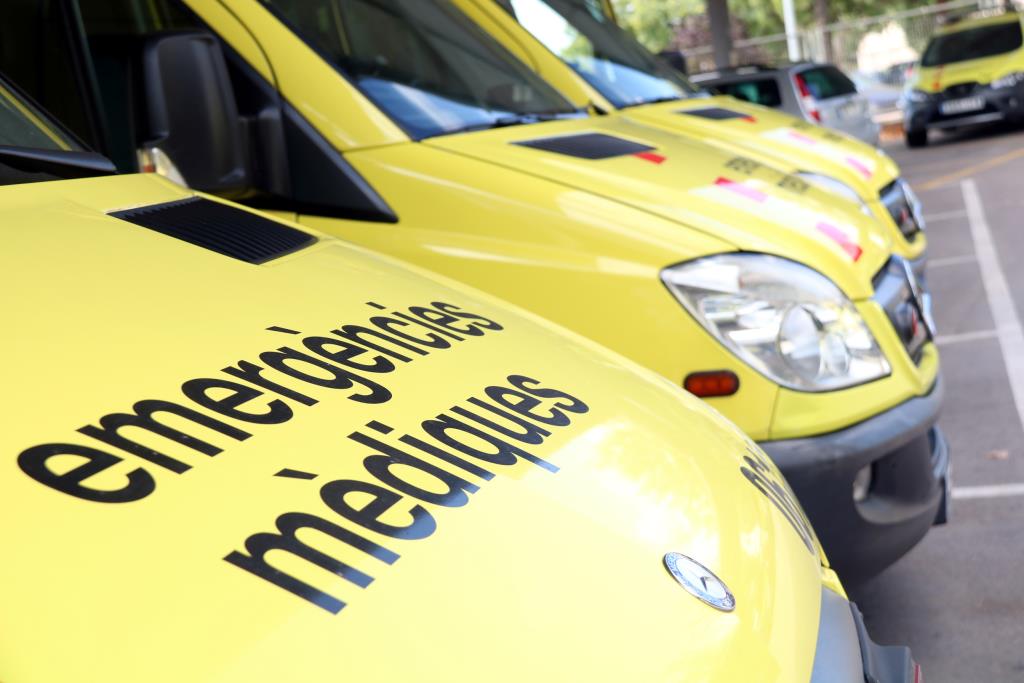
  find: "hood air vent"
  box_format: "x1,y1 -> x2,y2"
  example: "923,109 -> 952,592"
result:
513,132 -> 654,159
111,197 -> 316,264
678,107 -> 749,120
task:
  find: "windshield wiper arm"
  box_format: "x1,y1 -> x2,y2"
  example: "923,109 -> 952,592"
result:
0,146 -> 116,179
620,95 -> 684,109
455,110 -> 580,133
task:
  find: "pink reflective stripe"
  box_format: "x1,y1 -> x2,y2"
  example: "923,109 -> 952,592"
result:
817,221 -> 863,261
788,130 -> 818,145
846,156 -> 872,179
715,176 -> 767,202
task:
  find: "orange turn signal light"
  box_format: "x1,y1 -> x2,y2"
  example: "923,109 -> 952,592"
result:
684,371 -> 740,397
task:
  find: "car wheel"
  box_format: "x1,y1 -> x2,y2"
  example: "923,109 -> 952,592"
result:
906,129 -> 927,148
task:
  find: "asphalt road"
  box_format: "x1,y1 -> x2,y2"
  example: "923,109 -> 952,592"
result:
848,122 -> 1024,682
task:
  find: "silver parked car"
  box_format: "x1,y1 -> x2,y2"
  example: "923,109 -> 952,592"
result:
692,63 -> 881,145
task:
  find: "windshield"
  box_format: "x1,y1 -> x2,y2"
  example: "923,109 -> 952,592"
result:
0,80 -> 79,152
922,20 -> 1023,67
501,0 -> 699,108
260,0 -> 580,139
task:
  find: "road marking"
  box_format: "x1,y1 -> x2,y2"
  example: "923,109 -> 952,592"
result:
935,329 -> 998,346
929,254 -> 976,268
923,208 -> 967,222
952,483 -> 1024,500
917,147 -> 1024,191
962,178 -> 1024,430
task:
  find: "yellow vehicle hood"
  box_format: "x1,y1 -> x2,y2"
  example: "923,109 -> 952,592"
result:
427,116 -> 891,297
3,174 -> 823,681
913,53 -> 1022,92
624,95 -> 900,197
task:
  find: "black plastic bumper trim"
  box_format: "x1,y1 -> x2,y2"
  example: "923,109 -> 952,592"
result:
759,378 -> 949,582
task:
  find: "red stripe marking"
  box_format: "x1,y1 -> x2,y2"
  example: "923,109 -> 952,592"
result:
715,176 -> 767,203
846,156 -> 872,179
817,221 -> 863,261
634,151 -> 666,164
742,116 -> 757,123
787,130 -> 818,145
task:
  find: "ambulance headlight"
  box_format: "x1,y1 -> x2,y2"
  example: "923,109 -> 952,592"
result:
662,254 -> 890,391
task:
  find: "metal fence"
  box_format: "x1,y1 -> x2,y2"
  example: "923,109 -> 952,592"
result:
684,0 -> 1019,85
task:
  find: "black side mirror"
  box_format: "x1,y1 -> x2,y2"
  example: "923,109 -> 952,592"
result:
140,32 -> 249,193
658,50 -> 688,76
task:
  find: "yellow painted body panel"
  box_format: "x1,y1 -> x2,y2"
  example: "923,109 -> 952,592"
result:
910,14 -> 1024,94
304,142 -> 782,438
184,0 -> 937,445
3,172 -> 826,681
456,0 -> 925,262
422,116 -> 892,295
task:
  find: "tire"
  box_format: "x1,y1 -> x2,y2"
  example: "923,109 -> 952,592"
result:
905,129 -> 927,148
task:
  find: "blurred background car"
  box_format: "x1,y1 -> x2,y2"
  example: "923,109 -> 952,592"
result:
851,70 -> 905,122
693,62 -> 881,145
903,11 -> 1024,147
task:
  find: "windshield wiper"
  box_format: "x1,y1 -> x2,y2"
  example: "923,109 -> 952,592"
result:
452,110 -> 581,134
621,95 -> 684,109
0,146 -> 116,180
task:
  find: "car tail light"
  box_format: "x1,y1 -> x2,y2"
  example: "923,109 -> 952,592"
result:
794,74 -> 821,122
914,662 -> 924,683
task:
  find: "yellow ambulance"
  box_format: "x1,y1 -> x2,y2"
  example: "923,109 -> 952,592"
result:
3,0 -> 948,582
0,70 -> 922,683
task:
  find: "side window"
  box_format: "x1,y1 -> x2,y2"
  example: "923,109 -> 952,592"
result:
77,0 -> 200,172
4,0 -> 394,221
798,67 -> 856,100
0,0 -> 104,149
509,0 -> 594,62
719,79 -> 782,108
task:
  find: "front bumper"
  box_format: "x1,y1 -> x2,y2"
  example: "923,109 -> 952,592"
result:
906,83 -> 1024,132
760,376 -> 950,583
812,587 -> 919,683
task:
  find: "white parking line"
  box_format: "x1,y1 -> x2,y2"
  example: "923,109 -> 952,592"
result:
934,329 -> 998,346
952,483 -> 1024,500
929,254 -> 977,268
962,178 -> 1024,430
923,208 -> 968,222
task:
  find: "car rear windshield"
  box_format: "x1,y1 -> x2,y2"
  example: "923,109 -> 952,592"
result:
260,0 -> 579,139
500,0 -> 699,108
713,78 -> 783,107
922,21 -> 1023,67
798,66 -> 856,100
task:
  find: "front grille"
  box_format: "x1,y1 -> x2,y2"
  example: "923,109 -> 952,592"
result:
873,257 -> 931,363
941,81 -> 980,99
879,179 -> 922,239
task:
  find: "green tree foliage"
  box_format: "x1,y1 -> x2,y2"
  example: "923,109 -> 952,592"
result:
611,0 -> 704,50
613,0 -> 924,52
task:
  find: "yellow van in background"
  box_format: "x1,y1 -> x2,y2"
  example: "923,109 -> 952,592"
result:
904,12 -> 1024,146
3,0 -> 948,583
0,68 -> 926,682
464,0 -> 928,272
